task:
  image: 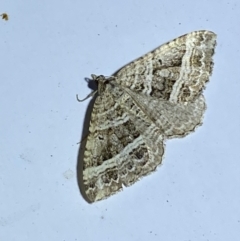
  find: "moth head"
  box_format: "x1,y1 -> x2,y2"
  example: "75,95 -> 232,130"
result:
90,74 -> 116,95
91,74 -> 106,83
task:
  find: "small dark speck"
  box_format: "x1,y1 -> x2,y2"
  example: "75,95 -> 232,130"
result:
179,23 -> 181,25
1,13 -> 8,21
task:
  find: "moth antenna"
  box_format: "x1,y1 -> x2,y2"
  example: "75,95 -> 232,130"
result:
76,90 -> 98,102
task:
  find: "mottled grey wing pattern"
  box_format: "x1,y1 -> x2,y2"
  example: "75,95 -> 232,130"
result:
81,30 -> 217,202
116,30 -> 216,103
83,84 -> 164,202
123,88 -> 206,138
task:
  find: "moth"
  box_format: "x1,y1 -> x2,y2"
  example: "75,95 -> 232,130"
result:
79,30 -> 217,203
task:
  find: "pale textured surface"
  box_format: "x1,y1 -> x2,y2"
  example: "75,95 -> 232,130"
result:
82,30 -> 217,202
